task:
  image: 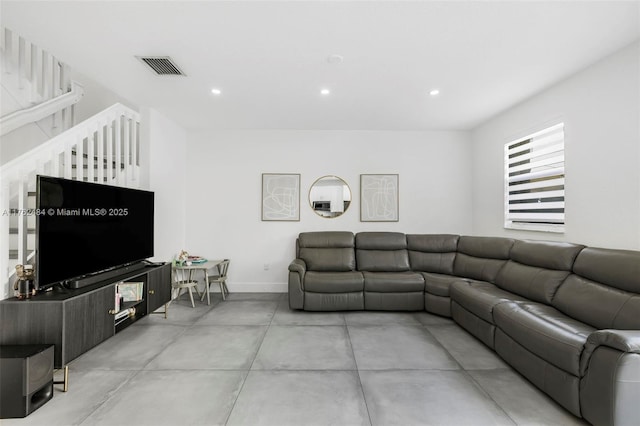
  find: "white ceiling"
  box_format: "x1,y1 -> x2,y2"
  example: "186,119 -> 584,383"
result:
1,1 -> 639,131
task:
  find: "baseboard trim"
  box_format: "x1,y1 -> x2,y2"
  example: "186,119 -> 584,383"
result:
211,282 -> 287,293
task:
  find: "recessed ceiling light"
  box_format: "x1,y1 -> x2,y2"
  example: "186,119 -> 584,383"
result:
211,88 -> 222,95
320,89 -> 330,95
429,89 -> 440,96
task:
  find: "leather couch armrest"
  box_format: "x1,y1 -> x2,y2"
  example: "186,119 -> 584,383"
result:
579,335 -> 640,426
580,330 -> 640,375
288,259 -> 307,310
288,258 -> 307,276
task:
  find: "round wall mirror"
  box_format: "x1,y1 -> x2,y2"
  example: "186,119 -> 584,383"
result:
309,175 -> 351,218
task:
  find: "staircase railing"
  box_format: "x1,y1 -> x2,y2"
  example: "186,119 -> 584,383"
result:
1,26 -> 78,135
0,103 -> 141,296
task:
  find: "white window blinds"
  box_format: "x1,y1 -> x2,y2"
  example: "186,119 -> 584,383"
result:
504,123 -> 565,232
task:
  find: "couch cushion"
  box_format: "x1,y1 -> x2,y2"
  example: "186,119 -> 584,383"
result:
495,261 -> 570,305
552,275 -> 640,330
298,232 -> 355,272
453,255 -> 507,284
572,247 -> 640,294
422,272 -> 461,297
453,236 -> 514,282
457,236 -> 514,259
407,234 -> 458,274
510,240 -> 584,271
552,247 -> 640,330
304,271 -> 364,293
356,232 -> 407,249
363,272 -> 424,292
357,250 -> 411,272
450,280 -> 527,324
299,231 -> 354,248
494,302 -> 595,376
356,232 -> 410,272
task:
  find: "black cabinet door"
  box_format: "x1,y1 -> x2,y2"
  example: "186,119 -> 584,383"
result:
147,264 -> 171,313
0,301 -> 64,366
63,283 -> 115,364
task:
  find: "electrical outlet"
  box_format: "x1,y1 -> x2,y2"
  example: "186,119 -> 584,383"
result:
263,263 -> 270,271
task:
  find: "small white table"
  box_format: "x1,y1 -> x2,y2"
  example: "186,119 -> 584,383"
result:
172,259 -> 223,306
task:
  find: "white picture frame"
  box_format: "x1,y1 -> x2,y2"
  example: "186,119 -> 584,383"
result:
360,174 -> 399,222
262,173 -> 301,221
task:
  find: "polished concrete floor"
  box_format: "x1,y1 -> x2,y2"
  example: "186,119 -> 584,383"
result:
6,293 -> 587,426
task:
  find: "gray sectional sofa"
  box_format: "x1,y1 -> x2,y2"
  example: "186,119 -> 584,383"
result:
288,231 -> 640,426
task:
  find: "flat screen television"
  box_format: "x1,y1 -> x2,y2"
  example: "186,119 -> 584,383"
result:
36,175 -> 154,290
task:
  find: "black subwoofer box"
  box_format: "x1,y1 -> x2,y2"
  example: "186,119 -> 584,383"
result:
0,344 -> 54,418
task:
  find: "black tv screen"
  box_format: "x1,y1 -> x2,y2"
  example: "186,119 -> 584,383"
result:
36,175 -> 154,289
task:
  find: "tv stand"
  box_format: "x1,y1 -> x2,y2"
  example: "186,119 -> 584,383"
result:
65,262 -> 147,289
0,263 -> 171,368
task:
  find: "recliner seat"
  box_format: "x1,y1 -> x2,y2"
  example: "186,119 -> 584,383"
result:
357,232 -> 425,311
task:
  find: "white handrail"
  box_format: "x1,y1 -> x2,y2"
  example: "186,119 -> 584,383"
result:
0,81 -> 84,136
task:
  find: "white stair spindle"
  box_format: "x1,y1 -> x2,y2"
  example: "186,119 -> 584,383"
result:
106,118 -> 114,182
52,110 -> 59,134
132,120 -> 139,183
40,50 -> 48,99
4,28 -> 13,74
123,115 -> 131,185
61,63 -> 70,92
64,142 -> 73,179
115,115 -> 122,186
17,36 -> 25,89
97,120 -> 105,184
87,130 -> 95,183
61,106 -> 68,131
30,44 -> 39,103
53,58 -> 61,97
75,134 -> 84,182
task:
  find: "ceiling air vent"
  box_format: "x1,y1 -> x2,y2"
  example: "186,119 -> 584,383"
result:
136,56 -> 185,76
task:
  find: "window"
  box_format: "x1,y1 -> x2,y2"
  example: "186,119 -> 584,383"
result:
504,123 -> 565,233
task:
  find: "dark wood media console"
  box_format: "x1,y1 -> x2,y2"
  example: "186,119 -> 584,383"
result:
0,263 -> 171,368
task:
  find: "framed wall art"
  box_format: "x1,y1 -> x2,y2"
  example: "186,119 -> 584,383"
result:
261,173 -> 300,221
360,174 -> 399,222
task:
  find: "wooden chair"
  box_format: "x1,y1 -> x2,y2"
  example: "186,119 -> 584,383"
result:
172,267 -> 200,308
205,259 -> 230,301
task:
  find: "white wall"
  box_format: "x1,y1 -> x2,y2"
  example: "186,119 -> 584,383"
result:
141,108 -> 187,263
69,68 -> 138,124
471,41 -> 640,250
185,130 -> 472,292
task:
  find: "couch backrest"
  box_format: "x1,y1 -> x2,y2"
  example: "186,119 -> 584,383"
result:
355,232 -> 410,272
453,236 -> 514,282
552,247 -> 640,329
495,240 -> 584,304
298,231 -> 356,272
407,234 -> 459,275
